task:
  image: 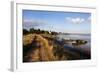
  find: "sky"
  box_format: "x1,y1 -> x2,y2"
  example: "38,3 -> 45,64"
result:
23,10 -> 91,34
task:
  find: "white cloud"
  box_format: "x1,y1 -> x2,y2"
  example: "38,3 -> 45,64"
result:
23,19 -> 48,27
23,19 -> 50,30
66,17 -> 85,24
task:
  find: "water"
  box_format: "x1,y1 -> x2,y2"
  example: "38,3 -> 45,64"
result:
57,34 -> 90,41
57,34 -> 91,52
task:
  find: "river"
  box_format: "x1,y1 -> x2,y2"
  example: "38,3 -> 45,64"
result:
57,34 -> 91,53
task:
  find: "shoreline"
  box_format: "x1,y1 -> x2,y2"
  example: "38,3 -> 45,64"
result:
23,33 -> 91,62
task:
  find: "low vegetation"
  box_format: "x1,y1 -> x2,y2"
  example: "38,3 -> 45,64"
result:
23,28 -> 90,62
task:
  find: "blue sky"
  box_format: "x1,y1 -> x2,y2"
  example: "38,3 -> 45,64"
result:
23,10 -> 91,34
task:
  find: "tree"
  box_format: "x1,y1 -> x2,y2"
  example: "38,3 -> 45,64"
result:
23,29 -> 29,35
30,28 -> 35,33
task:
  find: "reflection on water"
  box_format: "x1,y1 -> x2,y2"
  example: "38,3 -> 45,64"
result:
57,34 -> 91,52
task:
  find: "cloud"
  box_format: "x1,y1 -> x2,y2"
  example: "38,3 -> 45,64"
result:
23,19 -> 49,28
66,17 -> 85,24
24,19 -> 48,25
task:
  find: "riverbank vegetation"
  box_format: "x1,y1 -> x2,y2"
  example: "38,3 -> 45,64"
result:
23,28 -> 90,62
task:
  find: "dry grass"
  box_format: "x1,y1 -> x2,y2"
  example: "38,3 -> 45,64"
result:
23,34 -> 35,46
23,34 -> 56,62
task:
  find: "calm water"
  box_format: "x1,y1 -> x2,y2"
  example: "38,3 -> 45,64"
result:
57,34 -> 90,41
57,34 -> 91,52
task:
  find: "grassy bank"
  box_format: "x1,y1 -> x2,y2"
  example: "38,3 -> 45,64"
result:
23,33 -> 66,62
23,32 -> 90,62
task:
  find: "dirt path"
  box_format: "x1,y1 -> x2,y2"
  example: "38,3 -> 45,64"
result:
23,34 -> 55,62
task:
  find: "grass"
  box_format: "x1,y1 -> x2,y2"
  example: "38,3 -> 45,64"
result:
23,34 -> 56,62
23,33 -> 90,62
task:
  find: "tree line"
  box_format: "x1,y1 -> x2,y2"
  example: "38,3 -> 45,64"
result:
23,28 -> 58,35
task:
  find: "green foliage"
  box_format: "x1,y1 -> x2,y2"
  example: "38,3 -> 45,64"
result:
23,29 -> 29,35
23,27 -> 59,35
30,28 -> 35,33
27,28 -> 50,34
